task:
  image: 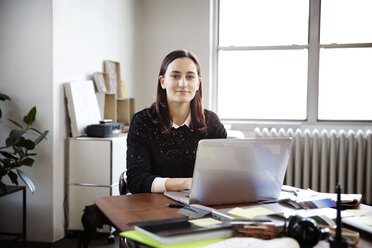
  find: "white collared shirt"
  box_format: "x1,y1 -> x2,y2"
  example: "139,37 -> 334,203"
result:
172,112 -> 191,129
151,112 -> 191,193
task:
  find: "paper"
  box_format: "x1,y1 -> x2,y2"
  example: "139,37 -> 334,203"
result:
227,207 -> 274,219
305,189 -> 362,206
202,237 -> 300,248
295,207 -> 354,219
64,81 -> 101,137
357,216 -> 372,226
343,216 -> 372,234
297,197 -> 336,209
280,186 -> 362,208
344,209 -> 368,217
120,230 -> 228,248
188,218 -> 223,227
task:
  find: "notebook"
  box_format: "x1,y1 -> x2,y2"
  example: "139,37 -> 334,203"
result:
164,138 -> 293,206
134,217 -> 232,245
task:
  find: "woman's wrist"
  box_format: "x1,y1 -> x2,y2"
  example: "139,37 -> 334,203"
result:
165,178 -> 192,191
151,177 -> 169,193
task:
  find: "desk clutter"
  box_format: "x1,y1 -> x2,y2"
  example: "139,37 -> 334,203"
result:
120,185 -> 372,248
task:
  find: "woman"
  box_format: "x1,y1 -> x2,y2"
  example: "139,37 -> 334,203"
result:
126,50 -> 226,193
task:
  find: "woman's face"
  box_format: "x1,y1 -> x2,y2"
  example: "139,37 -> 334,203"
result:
160,57 -> 201,105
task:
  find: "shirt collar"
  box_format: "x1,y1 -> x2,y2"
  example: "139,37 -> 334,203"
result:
172,112 -> 191,129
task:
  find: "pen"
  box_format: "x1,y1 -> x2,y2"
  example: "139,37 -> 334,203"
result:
281,188 -> 299,193
291,190 -> 298,196
166,203 -> 184,208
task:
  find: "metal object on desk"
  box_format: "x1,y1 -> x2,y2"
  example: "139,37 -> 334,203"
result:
285,215 -> 330,247
328,184 -> 349,248
0,185 -> 26,248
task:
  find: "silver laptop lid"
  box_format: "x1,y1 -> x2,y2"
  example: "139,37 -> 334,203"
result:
189,138 -> 292,205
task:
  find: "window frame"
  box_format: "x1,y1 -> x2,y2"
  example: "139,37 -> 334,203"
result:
210,0 -> 372,129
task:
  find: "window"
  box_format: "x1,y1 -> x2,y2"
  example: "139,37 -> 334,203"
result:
215,0 -> 372,122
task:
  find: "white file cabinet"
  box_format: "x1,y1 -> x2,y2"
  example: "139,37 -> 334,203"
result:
67,135 -> 126,231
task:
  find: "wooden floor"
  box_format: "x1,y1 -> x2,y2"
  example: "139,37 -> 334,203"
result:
1,232 -> 119,248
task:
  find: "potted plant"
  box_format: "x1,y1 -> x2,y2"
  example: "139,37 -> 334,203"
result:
0,92 -> 49,193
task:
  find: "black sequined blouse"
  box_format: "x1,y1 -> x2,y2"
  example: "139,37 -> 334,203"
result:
126,108 -> 227,193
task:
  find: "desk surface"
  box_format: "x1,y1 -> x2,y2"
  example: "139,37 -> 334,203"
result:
95,193 -> 372,248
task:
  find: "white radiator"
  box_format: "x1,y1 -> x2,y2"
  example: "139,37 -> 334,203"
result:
254,128 -> 372,205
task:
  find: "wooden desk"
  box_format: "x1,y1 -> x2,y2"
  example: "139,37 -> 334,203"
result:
95,194 -> 372,248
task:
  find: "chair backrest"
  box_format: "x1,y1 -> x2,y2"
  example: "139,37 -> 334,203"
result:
119,171 -> 128,195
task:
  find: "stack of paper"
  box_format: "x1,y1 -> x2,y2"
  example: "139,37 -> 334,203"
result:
342,209 -> 372,234
280,186 -> 362,208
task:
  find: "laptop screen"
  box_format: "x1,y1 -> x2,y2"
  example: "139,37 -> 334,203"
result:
188,138 -> 292,205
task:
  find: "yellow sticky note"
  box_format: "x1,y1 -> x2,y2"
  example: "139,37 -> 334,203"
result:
188,218 -> 223,227
357,216 -> 372,226
227,207 -> 274,219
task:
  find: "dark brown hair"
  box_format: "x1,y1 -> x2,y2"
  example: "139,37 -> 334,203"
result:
149,50 -> 206,133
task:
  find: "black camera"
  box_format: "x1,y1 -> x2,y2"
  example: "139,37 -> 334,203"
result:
285,215 -> 330,247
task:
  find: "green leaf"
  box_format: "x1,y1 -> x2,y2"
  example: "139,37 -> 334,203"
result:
14,136 -> 26,146
0,151 -> 17,159
23,106 -> 36,125
8,119 -> 24,129
6,130 -> 26,147
1,158 -> 13,167
34,130 -> 49,145
21,158 -> 34,166
17,146 -> 27,156
29,127 -> 42,135
0,93 -> 11,101
12,146 -> 23,157
17,169 -> 35,193
14,137 -> 34,152
23,139 -> 35,150
8,170 -> 18,184
26,153 -> 37,156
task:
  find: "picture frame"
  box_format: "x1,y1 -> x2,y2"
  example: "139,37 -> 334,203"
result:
93,72 -> 108,92
104,60 -> 120,95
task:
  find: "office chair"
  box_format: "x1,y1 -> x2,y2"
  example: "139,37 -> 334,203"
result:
118,171 -> 138,248
119,171 -> 129,195
79,171 -> 129,248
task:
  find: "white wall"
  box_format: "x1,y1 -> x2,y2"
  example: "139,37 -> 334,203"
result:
0,0 -> 54,241
52,0 -> 138,241
135,0 -> 211,111
0,0 -> 139,242
0,0 -> 209,242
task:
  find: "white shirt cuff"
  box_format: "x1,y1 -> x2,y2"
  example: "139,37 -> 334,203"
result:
151,177 -> 169,193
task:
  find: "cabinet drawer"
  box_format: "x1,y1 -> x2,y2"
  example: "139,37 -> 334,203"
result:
68,184 -> 119,231
69,139 -> 112,185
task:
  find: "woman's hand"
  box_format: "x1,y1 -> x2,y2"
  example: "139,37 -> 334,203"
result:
165,178 -> 192,191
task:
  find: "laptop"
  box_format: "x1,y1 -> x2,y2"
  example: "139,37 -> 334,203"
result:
164,138 -> 292,206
